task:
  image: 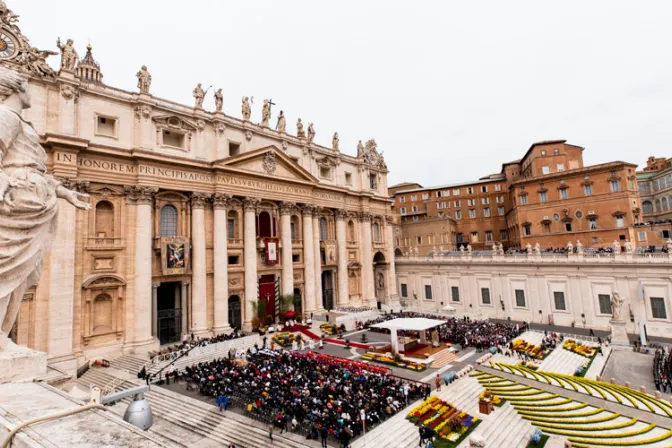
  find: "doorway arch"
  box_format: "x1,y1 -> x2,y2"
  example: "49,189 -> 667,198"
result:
228,295 -> 242,330
373,252 -> 387,308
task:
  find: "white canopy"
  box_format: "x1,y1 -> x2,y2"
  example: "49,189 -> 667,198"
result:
370,317 -> 447,332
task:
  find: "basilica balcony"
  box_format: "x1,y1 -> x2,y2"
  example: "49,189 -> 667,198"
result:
86,237 -> 123,250
292,239 -> 303,247
227,238 -> 244,247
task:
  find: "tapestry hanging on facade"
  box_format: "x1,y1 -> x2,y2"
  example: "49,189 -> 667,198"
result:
161,236 -> 190,275
324,241 -> 338,266
265,238 -> 279,265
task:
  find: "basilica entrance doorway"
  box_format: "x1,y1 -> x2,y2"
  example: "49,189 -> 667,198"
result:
259,274 -> 277,325
374,252 -> 388,310
322,271 -> 334,310
157,282 -> 182,345
228,295 -> 242,330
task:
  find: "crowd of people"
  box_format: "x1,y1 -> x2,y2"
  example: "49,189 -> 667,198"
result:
149,329 -> 246,359
653,348 -> 672,392
358,311 -> 525,351
335,306 -> 376,314
177,349 -> 428,447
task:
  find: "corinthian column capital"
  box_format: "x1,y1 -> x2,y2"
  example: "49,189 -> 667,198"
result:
125,185 -> 158,204
335,209 -> 348,220
359,212 -> 373,222
191,192 -> 211,209
212,193 -> 232,209
279,201 -> 297,215
243,197 -> 261,211
302,204 -> 315,217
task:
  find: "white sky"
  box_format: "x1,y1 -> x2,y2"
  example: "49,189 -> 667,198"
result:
19,0 -> 672,186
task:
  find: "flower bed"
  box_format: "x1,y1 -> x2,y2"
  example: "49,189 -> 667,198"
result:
272,332 -> 297,348
512,339 -> 552,360
479,390 -> 503,407
361,352 -> 427,371
407,397 -> 480,447
320,322 -> 339,335
518,360 -> 540,370
563,339 -> 598,358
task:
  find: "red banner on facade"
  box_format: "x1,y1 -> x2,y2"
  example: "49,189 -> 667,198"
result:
264,238 -> 279,265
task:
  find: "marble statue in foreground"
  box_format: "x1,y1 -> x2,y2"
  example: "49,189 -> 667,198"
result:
0,66 -> 90,354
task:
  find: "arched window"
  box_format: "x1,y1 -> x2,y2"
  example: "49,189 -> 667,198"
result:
656,199 -> 662,212
258,211 -> 272,238
348,220 -> 356,242
95,201 -> 114,238
642,201 -> 654,215
160,205 -> 178,237
228,210 -> 238,240
320,217 -> 328,241
93,293 -> 113,334
663,197 -> 669,211
372,222 -> 381,242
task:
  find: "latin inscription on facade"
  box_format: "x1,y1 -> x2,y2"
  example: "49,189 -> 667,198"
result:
217,175 -> 311,195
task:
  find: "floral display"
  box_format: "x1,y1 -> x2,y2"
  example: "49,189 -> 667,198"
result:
272,331 -> 297,348
320,322 -> 339,335
479,390 -> 502,407
518,360 -> 539,370
407,396 -> 480,445
361,351 -> 427,371
512,339 -> 552,360
563,339 -> 597,358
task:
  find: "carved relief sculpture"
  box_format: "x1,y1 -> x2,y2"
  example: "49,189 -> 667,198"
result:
307,122 -> 315,144
276,110 -> 286,133
296,118 -> 305,138
214,88 -> 223,112
193,83 -> 205,109
241,96 -> 251,120
56,37 -> 78,72
136,65 -> 152,93
0,67 -> 90,351
332,132 -> 339,151
263,152 -> 277,175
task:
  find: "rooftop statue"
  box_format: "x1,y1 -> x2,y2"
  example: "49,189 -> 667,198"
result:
136,65 -> 151,94
193,83 -> 205,109
0,67 -> 90,352
261,99 -> 271,128
332,132 -> 339,151
214,88 -> 223,112
276,110 -> 286,133
296,118 -> 305,138
56,37 -> 78,72
241,96 -> 251,120
307,122 -> 315,144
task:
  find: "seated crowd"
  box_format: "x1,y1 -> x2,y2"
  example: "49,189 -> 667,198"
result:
653,348 -> 672,392
358,311 -> 525,351
149,328 -> 246,358
178,349 -> 427,445
334,306 -> 376,314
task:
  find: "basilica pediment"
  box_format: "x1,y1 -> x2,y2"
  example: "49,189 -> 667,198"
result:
217,146 -> 318,184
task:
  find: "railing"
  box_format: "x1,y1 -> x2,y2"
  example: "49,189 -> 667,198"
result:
397,250 -> 672,265
227,238 -> 244,245
101,376 -> 127,396
76,361 -> 91,379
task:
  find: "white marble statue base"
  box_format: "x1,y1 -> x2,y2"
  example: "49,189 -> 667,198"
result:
609,319 -> 630,350
0,347 -> 47,383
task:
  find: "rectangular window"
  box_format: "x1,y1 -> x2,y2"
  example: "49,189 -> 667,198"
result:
290,222 -> 297,240
454,200 -> 461,207
424,285 -> 433,300
481,288 -> 491,305
467,199 -> 475,206
227,219 -> 235,239
400,283 -> 408,298
437,203 -> 443,209
451,286 -> 460,302
228,255 -> 240,265
485,230 -> 493,241
520,195 -> 528,205
651,297 -> 667,319
598,294 -> 612,315
416,236 -> 422,244
96,115 -> 117,137
515,289 -> 526,307
320,166 -> 333,179
610,180 -> 620,192
471,231 -> 478,242
663,230 -> 672,239
497,206 -> 505,216
553,291 -> 566,311
453,189 -> 460,195
482,198 -> 489,205
616,216 -> 624,228
436,191 -> 442,198
422,193 -> 430,200
163,130 -> 186,148
542,166 -> 550,175
638,231 -> 647,242
369,174 -> 378,190
345,172 -> 353,185
483,208 -> 491,217
539,191 -> 548,202
469,209 -> 476,218
399,196 -> 406,203
481,186 -> 488,193
584,185 -> 592,196
411,195 -> 417,201
467,187 -> 474,194
557,163 -> 565,172
589,218 -> 597,230
400,207 -> 407,215
455,210 -> 462,219
228,141 -> 240,156
500,230 -> 508,240
496,196 -> 504,203
565,222 -> 572,232
524,224 -> 532,236
495,184 -> 502,191
560,188 -> 568,199
411,206 -> 418,213
292,253 -> 300,263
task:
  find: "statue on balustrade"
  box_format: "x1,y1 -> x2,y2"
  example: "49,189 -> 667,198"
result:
276,110 -> 286,133
241,96 -> 251,120
136,65 -> 152,94
0,67 -> 90,352
214,88 -> 223,112
610,292 -> 624,321
56,37 -> 78,72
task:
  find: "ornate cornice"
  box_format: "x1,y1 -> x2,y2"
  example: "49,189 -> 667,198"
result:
279,201 -> 297,215
211,193 -> 232,209
243,197 -> 261,211
190,192 -> 211,209
124,185 -> 158,204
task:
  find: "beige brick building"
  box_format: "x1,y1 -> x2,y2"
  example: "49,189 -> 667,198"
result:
1,5 -> 397,374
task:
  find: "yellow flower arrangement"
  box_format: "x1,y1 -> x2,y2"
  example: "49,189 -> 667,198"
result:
568,429 -> 672,447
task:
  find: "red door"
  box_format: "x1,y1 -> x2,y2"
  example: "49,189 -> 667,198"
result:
259,275 -> 276,325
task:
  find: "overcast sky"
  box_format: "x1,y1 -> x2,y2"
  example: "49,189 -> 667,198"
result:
19,0 -> 672,186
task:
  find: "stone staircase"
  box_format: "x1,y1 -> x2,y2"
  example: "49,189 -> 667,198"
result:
109,355 -> 148,374
430,349 -> 460,368
76,366 -> 316,448
538,344 -> 588,375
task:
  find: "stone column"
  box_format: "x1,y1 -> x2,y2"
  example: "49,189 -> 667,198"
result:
151,283 -> 159,337
313,209 -> 323,310
181,281 -> 189,335
302,206 -> 317,313
360,212 -> 376,307
280,202 -> 295,296
125,185 -> 158,353
243,198 -> 260,331
385,216 -> 399,307
212,194 -> 231,333
190,192 -> 210,336
335,210 -> 349,306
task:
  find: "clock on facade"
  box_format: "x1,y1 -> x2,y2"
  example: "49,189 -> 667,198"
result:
0,30 -> 19,60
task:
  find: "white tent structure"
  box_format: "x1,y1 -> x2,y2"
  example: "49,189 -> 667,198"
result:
370,318 -> 447,356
